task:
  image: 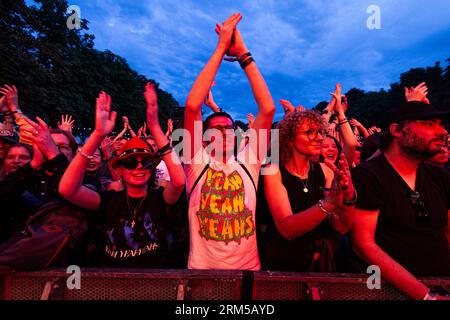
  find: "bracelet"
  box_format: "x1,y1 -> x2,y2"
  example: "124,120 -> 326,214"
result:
77,148 -> 94,160
157,143 -> 172,157
224,51 -> 252,62
240,57 -> 255,69
343,189 -> 358,206
318,199 -> 336,217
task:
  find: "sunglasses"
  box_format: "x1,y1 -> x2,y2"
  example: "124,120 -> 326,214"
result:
409,191 -> 431,223
119,157 -> 152,170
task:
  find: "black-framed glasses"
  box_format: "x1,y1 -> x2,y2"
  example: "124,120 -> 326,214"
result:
409,191 -> 431,223
297,129 -> 327,141
119,158 -> 151,170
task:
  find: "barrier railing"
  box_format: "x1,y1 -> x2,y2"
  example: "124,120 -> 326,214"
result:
1,268 -> 449,300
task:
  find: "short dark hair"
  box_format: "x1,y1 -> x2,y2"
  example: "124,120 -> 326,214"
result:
5,143 -> 33,158
203,112 -> 234,132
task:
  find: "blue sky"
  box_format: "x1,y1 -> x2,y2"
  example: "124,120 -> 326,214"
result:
72,0 -> 450,122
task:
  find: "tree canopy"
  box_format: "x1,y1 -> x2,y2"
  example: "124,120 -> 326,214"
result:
0,0 -> 180,140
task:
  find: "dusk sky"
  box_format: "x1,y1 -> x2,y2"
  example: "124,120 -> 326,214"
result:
70,0 -> 450,122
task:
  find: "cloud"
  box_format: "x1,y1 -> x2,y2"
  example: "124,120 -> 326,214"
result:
76,0 -> 450,121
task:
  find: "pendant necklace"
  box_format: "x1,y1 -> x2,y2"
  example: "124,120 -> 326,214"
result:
127,195 -> 146,228
287,162 -> 310,193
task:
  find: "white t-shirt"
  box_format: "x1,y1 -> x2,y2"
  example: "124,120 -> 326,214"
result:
185,146 -> 261,270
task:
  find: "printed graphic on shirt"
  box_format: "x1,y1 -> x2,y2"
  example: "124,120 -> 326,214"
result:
105,211 -> 159,258
197,168 -> 255,244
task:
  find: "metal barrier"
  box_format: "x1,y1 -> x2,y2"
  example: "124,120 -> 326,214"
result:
1,268 -> 449,300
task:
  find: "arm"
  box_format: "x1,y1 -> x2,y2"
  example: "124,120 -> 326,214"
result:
447,210 -> 450,247
264,158 -> 355,239
59,92 -> 117,211
145,83 -> 185,205
204,89 -> 221,113
351,208 -> 431,300
184,13 -> 242,159
231,29 -> 276,152
350,118 -> 370,139
332,85 -> 359,164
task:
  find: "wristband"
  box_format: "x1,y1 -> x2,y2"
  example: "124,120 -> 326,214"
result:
157,143 -> 172,157
240,57 -> 255,70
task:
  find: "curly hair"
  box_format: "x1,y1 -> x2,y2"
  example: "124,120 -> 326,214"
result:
277,110 -> 327,166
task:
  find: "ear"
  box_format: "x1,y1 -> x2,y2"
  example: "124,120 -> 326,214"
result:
389,123 -> 403,138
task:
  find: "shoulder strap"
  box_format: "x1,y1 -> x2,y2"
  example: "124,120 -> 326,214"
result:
237,161 -> 257,194
187,164 -> 210,202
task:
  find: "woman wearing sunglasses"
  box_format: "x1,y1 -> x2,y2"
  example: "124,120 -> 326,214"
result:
259,109 -> 356,272
59,83 -> 185,268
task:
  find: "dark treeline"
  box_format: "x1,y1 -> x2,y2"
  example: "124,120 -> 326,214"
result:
0,0 -> 179,139
314,59 -> 450,128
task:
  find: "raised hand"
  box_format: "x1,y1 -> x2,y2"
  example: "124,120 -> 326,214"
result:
404,82 -> 430,104
215,13 -> 242,54
23,116 -> 59,160
349,118 -> 361,128
279,99 -> 295,114
330,84 -> 343,114
100,136 -> 113,160
246,113 -> 255,129
57,114 -> 75,133
94,91 -> 117,137
324,153 -> 355,209
144,82 -> 159,126
0,96 -> 7,113
0,84 -> 19,112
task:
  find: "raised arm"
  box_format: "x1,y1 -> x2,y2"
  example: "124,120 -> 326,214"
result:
331,85 -> 359,164
145,83 -> 185,205
59,92 -> 117,210
184,13 -> 242,159
228,28 -> 276,150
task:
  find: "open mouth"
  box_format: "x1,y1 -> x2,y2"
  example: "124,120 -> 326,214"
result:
132,173 -> 147,178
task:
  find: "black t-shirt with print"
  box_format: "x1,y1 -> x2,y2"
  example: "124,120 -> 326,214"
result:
351,154 -> 450,276
97,188 -> 169,268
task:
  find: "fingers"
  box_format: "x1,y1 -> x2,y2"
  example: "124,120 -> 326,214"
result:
110,111 -> 117,123
35,116 -> 49,131
324,158 -> 337,172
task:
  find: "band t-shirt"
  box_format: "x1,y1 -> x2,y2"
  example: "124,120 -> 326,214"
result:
97,188 -> 169,268
351,153 -> 450,276
185,147 -> 261,270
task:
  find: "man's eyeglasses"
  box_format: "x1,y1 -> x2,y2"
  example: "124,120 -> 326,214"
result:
119,157 -> 151,170
409,191 -> 431,223
297,129 -> 327,141
56,144 -> 72,152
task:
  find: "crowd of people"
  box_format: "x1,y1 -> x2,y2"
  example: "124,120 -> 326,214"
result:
0,13 -> 449,300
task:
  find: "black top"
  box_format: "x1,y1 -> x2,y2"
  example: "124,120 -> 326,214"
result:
0,154 -> 69,242
98,188 -> 169,268
352,153 -> 450,276
257,161 -> 334,271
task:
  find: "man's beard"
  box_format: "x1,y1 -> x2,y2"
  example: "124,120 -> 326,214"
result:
399,128 -> 443,160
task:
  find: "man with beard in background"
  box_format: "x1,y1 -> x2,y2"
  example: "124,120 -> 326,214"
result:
351,101 -> 450,300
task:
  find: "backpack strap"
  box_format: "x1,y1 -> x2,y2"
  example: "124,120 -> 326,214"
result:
237,161 -> 257,195
187,163 -> 210,202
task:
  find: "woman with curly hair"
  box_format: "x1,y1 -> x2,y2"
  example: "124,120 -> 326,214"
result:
260,109 -> 356,272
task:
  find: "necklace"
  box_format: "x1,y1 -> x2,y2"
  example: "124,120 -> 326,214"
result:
126,195 -> 146,228
286,162 -> 310,193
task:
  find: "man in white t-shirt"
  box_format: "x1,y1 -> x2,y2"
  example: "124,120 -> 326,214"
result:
183,14 -> 275,270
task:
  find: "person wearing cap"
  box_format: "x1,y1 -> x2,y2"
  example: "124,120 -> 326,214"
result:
351,90 -> 450,300
59,83 -> 185,268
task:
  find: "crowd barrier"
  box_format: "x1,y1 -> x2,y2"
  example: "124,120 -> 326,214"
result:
0,268 -> 449,300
